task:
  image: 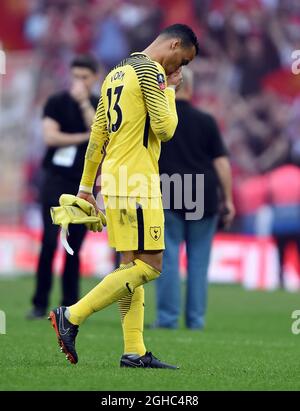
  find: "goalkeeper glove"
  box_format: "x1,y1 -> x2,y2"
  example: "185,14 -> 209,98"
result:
50,194 -> 106,255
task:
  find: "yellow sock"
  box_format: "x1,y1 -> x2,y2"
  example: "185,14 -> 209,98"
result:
68,259 -> 160,325
118,286 -> 146,356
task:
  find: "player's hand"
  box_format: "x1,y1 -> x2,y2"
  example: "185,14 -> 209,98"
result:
167,68 -> 183,91
77,191 -> 100,214
70,80 -> 89,104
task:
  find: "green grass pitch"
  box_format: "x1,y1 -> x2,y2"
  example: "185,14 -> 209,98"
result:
0,276 -> 300,391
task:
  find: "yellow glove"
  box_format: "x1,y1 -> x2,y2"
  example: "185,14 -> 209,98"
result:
58,194 -> 106,231
50,194 -> 106,255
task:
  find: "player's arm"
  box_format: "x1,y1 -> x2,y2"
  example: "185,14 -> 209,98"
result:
78,95 -> 109,196
43,117 -> 90,147
141,67 -> 179,142
213,156 -> 235,226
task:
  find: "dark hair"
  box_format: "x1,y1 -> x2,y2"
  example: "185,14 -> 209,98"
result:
70,54 -> 99,73
160,24 -> 199,55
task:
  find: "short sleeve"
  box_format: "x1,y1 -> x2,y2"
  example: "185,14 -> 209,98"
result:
207,116 -> 228,159
43,95 -> 61,123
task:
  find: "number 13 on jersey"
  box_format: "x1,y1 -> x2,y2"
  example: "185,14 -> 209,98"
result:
106,86 -> 124,133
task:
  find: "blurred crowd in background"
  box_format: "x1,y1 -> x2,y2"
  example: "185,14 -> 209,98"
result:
1,0 -> 300,240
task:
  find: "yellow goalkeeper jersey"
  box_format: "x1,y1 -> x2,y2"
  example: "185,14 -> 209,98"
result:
80,53 -> 178,198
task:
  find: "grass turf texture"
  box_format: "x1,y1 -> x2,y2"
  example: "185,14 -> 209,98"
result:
0,276 -> 300,391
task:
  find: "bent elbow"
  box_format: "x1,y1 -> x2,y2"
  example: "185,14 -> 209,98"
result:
159,133 -> 173,143
43,134 -> 56,147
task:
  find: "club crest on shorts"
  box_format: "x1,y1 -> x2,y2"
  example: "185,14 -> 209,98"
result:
157,73 -> 166,90
150,226 -> 161,241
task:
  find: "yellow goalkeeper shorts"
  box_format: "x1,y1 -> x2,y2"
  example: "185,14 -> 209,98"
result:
103,196 -> 165,252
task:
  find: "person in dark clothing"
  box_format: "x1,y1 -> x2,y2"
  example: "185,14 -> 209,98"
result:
27,55 -> 99,319
153,67 -> 235,329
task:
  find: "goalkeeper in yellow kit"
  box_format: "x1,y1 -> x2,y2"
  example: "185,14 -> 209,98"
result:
49,24 -> 198,368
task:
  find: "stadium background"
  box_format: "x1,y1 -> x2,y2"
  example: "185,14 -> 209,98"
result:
1,0 -> 300,290
1,0 -> 300,391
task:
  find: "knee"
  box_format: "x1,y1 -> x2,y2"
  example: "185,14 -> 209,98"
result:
151,254 -> 163,273
135,251 -> 163,273
121,251 -> 135,265
134,258 -> 161,282
147,266 -> 161,281
144,260 -> 162,276
151,261 -> 162,274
